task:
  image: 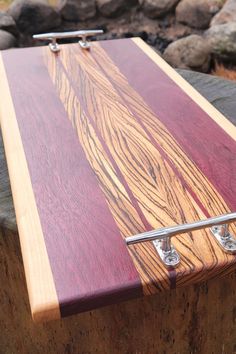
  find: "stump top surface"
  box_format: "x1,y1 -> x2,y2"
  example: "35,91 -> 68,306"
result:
1,38 -> 236,322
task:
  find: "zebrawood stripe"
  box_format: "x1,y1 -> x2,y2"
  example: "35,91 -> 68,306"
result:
44,42 -> 236,293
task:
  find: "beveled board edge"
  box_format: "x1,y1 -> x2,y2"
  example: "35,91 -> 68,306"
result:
132,38 -> 236,142
0,53 -> 60,322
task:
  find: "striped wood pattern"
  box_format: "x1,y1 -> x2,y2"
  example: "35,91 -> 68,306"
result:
1,38 -> 236,321
45,42 -> 236,292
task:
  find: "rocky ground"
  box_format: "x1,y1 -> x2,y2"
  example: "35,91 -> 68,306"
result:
0,0 -> 236,74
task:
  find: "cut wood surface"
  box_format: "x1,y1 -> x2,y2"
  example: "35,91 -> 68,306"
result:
1,38 -> 236,322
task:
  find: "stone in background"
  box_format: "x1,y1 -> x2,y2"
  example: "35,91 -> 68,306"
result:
163,34 -> 211,72
0,11 -> 17,36
97,0 -> 137,18
205,22 -> 236,61
0,28 -> 16,48
211,0 -> 236,26
0,12 -> 17,35
140,0 -> 179,18
176,0 -> 222,29
8,0 -> 61,33
59,0 -> 96,21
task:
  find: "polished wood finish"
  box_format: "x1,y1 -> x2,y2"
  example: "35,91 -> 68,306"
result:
1,38 -> 236,321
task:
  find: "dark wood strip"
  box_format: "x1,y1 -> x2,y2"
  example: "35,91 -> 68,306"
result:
2,47 -> 142,317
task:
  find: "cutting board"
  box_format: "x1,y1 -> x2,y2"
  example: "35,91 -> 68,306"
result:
1,38 -> 236,323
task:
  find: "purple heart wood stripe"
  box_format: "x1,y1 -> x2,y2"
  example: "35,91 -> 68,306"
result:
0,38 -> 236,322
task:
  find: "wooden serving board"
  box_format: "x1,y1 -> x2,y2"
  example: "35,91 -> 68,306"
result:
1,38 -> 236,323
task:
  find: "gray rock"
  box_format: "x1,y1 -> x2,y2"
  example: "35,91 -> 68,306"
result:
97,0 -> 136,17
176,0 -> 222,29
59,0 -> 96,21
140,0 -> 180,19
211,0 -> 236,26
0,29 -> 16,50
8,0 -> 61,34
205,22 -> 236,61
163,34 -> 211,72
0,12 -> 17,36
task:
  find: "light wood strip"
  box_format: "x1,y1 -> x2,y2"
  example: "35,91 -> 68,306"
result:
0,53 -> 60,322
132,37 -> 236,142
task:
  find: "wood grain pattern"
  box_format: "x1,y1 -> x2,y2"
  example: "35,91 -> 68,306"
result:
45,41 -> 236,294
1,38 -> 236,322
0,53 -> 60,322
